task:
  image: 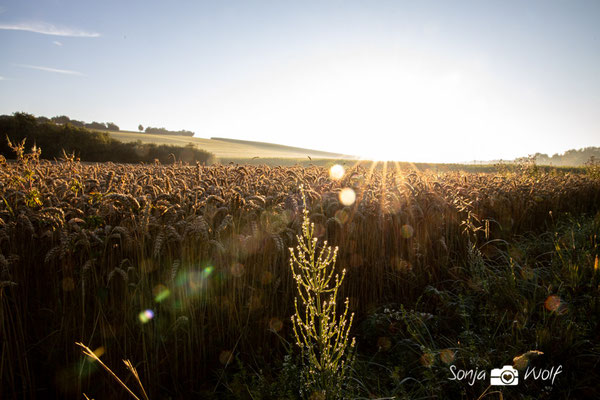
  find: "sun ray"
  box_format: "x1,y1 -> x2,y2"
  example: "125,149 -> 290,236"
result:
392,161 -> 405,187
380,161 -> 388,214
352,160 -> 379,211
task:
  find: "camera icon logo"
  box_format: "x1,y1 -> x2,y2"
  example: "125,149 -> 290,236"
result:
490,365 -> 519,386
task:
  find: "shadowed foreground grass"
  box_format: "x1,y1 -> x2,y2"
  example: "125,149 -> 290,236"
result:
1,156 -> 599,399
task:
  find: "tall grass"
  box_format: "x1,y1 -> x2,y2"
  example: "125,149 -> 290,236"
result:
1,153 -> 599,398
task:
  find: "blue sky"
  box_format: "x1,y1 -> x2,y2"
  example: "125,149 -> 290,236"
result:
1,0 -> 599,162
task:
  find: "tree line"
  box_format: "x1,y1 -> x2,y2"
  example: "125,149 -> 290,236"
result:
522,148 -> 600,166
141,126 -> 194,136
36,115 -> 120,131
0,113 -> 213,164
32,114 -> 196,137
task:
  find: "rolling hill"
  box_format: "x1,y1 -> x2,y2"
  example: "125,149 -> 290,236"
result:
106,130 -> 358,161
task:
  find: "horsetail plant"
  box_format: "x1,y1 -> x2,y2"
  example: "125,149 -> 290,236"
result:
289,185 -> 356,397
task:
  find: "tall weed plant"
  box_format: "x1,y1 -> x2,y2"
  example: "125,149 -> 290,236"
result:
289,186 -> 355,398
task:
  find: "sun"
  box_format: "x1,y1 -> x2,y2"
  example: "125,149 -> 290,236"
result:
357,136 -> 420,162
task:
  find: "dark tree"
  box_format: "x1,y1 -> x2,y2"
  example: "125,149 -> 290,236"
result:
14,112 -> 37,125
144,126 -> 194,136
51,115 -> 71,124
138,124 -> 144,132
69,120 -> 85,128
85,121 -> 107,130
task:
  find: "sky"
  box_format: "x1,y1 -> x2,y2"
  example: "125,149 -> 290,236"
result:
1,0 -> 599,162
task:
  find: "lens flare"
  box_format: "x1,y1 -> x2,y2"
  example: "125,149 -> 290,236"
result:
401,224 -> 414,238
329,164 -> 345,180
94,346 -> 105,358
138,309 -> 154,323
420,351 -> 435,367
339,188 -> 356,206
82,346 -> 105,360
439,349 -> 455,364
230,262 -> 244,278
219,350 -> 233,365
544,295 -> 564,313
202,266 -> 214,278
269,317 -> 283,332
175,266 -> 215,293
153,284 -> 170,303
512,350 -> 544,370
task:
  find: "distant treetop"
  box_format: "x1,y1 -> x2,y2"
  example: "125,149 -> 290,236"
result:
13,113 -> 196,137
43,114 -> 120,131
144,126 -> 194,137
522,148 -> 600,167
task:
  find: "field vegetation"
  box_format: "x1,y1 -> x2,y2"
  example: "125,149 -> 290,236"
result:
0,113 -> 213,165
1,142 -> 599,399
105,130 -> 356,161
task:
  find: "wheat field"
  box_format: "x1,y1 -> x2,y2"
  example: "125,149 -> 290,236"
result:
1,156 -> 599,399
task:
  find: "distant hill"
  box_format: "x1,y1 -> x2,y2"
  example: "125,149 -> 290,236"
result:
210,137 -> 356,159
105,130 -> 358,161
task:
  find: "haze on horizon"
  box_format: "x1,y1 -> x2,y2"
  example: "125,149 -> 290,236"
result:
1,0 -> 599,163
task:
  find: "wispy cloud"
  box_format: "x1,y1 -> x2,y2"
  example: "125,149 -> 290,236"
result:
16,64 -> 84,76
0,21 -> 99,37
0,76 -> 5,80
53,40 -> 63,46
